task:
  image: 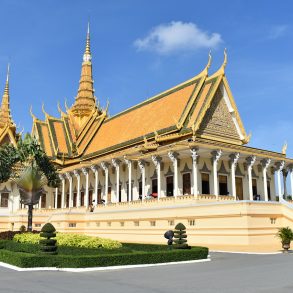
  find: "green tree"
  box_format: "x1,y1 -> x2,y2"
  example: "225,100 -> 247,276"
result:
0,133 -> 60,231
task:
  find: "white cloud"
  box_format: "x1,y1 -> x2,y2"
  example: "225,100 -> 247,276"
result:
267,25 -> 288,39
134,21 -> 222,54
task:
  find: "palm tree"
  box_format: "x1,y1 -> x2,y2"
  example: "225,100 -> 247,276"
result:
0,133 -> 60,231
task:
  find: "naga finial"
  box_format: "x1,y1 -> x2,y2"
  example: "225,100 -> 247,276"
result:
207,50 -> 212,70
223,48 -> 227,70
65,98 -> 69,111
29,105 -> 37,120
41,102 -> 48,117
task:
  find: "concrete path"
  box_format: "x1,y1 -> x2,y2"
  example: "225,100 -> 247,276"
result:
0,252 -> 292,293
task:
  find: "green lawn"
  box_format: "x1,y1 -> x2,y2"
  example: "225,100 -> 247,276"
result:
0,240 -> 208,268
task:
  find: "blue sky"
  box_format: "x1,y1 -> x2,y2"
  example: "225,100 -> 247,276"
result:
0,0 -> 292,157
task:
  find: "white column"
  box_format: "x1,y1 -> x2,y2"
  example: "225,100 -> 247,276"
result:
152,155 -> 162,199
73,170 -> 81,207
60,174 -> 65,208
246,156 -> 256,201
261,159 -> 271,201
66,172 -> 73,208
168,151 -> 179,197
101,162 -> 109,205
138,160 -> 146,200
91,165 -> 99,205
289,166 -> 293,196
124,158 -> 132,202
190,148 -> 199,198
112,159 -> 121,203
275,161 -> 285,199
82,168 -> 89,208
229,153 -> 240,200
54,187 -> 58,209
283,169 -> 288,199
211,150 -> 222,199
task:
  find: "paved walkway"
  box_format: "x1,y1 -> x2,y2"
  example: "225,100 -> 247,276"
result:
0,252 -> 292,292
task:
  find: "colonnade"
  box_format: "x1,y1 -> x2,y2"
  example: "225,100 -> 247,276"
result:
50,148 -> 293,209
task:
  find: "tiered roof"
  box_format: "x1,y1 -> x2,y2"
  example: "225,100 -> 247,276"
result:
31,29 -> 257,166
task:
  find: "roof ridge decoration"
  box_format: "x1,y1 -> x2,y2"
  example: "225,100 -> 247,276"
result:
57,101 -> 67,118
105,53 -> 211,123
174,51 -> 212,131
208,48 -> 227,79
186,49 -> 249,145
41,103 -> 51,120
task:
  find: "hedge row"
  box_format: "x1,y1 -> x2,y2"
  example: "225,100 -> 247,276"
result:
0,240 -> 131,255
0,247 -> 208,268
13,233 -> 122,249
0,230 -> 39,240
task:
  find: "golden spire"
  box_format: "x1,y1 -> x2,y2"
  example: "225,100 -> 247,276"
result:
0,64 -> 14,127
84,22 -> 91,62
70,22 -> 96,119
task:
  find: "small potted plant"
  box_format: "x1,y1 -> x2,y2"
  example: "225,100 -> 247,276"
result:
276,227 -> 293,252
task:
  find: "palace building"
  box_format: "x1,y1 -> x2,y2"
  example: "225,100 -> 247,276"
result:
0,26 -> 293,251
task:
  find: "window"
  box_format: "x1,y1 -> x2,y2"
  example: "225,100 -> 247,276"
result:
188,219 -> 196,226
252,179 -> 258,195
168,220 -> 174,226
35,223 -> 41,227
270,218 -> 276,224
41,194 -> 46,208
166,176 -> 174,196
68,223 -> 76,227
126,183 -> 133,201
183,173 -> 191,195
107,222 -> 111,227
138,181 -> 142,197
134,221 -> 139,227
89,190 -> 93,205
97,189 -> 102,204
81,192 -> 85,206
267,180 -> 271,201
73,193 -> 77,207
120,222 -> 124,227
150,221 -> 156,227
201,173 -> 210,194
107,187 -> 112,204
0,193 -> 9,208
57,193 -> 62,208
152,179 -> 158,194
219,175 -> 228,195
119,185 -> 122,202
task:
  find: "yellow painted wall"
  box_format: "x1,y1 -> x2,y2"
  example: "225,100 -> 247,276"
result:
2,199 -> 293,252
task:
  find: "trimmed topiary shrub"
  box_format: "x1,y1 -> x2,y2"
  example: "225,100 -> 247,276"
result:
173,223 -> 189,249
19,225 -> 26,233
39,223 -> 57,255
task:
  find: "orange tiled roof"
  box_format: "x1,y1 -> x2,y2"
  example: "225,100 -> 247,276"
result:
35,122 -> 54,157
84,78 -> 201,156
